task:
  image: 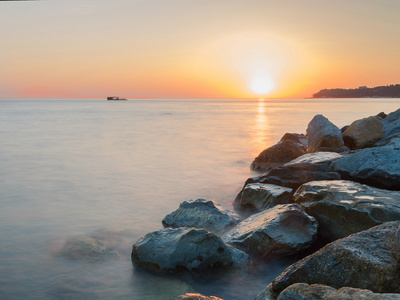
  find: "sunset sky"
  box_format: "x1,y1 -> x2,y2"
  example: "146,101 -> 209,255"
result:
2,0 -> 400,99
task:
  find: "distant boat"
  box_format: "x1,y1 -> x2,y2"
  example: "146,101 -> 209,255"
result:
107,96 -> 127,101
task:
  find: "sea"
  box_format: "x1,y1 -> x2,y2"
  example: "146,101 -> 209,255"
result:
1,98 -> 399,300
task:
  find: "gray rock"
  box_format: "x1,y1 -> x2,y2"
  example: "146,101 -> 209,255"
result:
317,145 -> 350,153
264,222 -> 400,298
57,238 -> 120,262
223,204 -> 317,260
383,119 -> 400,138
294,180 -> 400,241
131,228 -> 248,273
284,152 -> 343,166
162,199 -> 241,233
342,116 -> 383,149
306,115 -> 344,153
237,183 -> 292,212
331,145 -> 400,190
384,108 -> 400,122
251,140 -> 306,172
280,133 -> 308,148
175,293 -> 224,300
256,162 -> 341,190
374,133 -> 400,148
277,283 -> 400,300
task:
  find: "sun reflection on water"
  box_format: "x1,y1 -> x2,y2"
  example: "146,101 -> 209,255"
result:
251,98 -> 270,157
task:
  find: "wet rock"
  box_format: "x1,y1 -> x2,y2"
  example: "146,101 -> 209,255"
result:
277,283 -> 400,300
251,140 -> 306,172
162,199 -> 241,233
284,152 -> 343,166
131,228 -> 248,273
280,133 -> 308,148
175,293 -> 224,300
223,204 -> 317,260
342,116 -> 383,149
294,180 -> 400,241
256,162 -> 341,190
331,144 -> 400,190
307,115 -> 344,153
57,238 -> 120,262
237,183 -> 293,212
261,222 -> 400,298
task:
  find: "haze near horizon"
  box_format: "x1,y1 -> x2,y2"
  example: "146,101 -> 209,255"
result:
2,0 -> 400,99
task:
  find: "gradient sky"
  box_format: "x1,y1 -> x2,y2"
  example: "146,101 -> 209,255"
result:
2,0 -> 400,99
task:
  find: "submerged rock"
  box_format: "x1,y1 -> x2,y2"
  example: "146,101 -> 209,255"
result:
342,116 -> 383,149
258,222 -> 400,299
57,238 -> 120,262
162,199 -> 241,233
223,204 -> 317,260
251,140 -> 306,172
306,115 -> 344,153
277,283 -> 400,300
175,293 -> 224,300
294,180 -> 400,241
331,144 -> 400,190
131,228 -> 248,273
237,183 -> 293,212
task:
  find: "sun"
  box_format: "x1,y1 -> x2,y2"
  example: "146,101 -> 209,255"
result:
250,76 -> 275,95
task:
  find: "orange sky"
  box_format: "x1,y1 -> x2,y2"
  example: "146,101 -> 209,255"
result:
2,0 -> 400,99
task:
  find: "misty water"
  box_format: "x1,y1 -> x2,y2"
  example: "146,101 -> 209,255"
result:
1,98 -> 399,299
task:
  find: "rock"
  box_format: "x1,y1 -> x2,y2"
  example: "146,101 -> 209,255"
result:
223,204 -> 317,260
383,119 -> 400,138
284,152 -> 343,166
263,222 -> 400,298
237,183 -> 293,212
377,111 -> 387,119
294,180 -> 400,241
57,238 -> 120,262
340,125 -> 349,133
374,133 -> 400,148
331,145 -> 400,190
280,133 -> 308,148
131,228 -> 248,273
306,115 -> 344,153
317,145 -> 350,153
384,108 -> 400,122
277,283 -> 400,300
175,293 -> 224,300
342,116 -> 383,149
256,162 -> 341,190
162,199 -> 241,233
251,140 -> 306,172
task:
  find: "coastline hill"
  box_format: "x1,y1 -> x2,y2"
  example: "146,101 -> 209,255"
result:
313,84 -> 400,98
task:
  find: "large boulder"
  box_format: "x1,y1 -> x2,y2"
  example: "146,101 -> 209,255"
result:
342,116 -> 383,149
277,283 -> 400,300
331,144 -> 400,190
57,237 -> 120,262
256,162 -> 341,190
284,152 -> 343,166
256,222 -> 400,299
223,204 -> 317,260
251,140 -> 306,172
384,108 -> 400,122
235,183 -> 293,212
162,199 -> 241,233
131,228 -> 248,273
382,108 -> 400,138
307,115 -> 344,153
294,180 -> 400,241
175,293 -> 224,300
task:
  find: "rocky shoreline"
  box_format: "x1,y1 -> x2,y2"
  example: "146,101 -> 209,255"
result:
131,108 -> 400,299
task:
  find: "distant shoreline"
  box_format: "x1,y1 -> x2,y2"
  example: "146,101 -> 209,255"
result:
313,84 -> 400,98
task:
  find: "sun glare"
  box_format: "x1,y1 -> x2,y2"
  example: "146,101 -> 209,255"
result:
250,76 -> 274,95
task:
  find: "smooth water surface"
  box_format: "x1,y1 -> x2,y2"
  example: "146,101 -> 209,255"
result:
0,98 -> 399,299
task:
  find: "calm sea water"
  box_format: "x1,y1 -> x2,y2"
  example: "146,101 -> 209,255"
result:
1,98 -> 399,299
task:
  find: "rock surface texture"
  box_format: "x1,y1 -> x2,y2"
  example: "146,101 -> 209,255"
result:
256,222 -> 400,299
175,293 -> 224,300
342,116 -> 383,149
237,183 -> 293,212
131,228 -> 247,273
284,152 -> 343,166
331,144 -> 400,190
223,204 -> 317,259
294,180 -> 400,241
251,140 -> 306,172
306,115 -> 344,153
162,199 -> 241,233
277,283 -> 400,300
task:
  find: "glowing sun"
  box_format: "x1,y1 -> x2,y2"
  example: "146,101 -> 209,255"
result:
250,76 -> 274,95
